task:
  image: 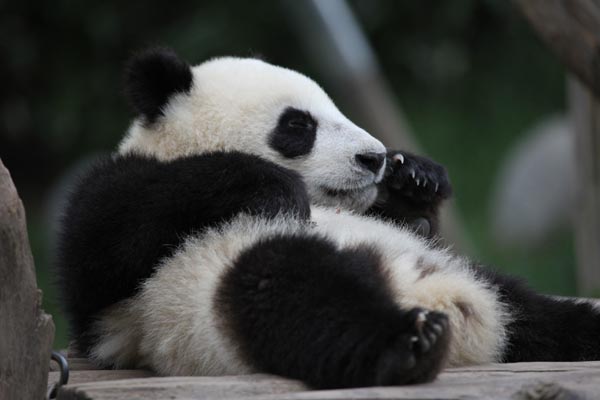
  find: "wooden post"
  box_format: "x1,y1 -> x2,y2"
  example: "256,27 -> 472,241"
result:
514,0 -> 600,98
569,77 -> 600,295
514,0 -> 600,294
0,157 -> 55,399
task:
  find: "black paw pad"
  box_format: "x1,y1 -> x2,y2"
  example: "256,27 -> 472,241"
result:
384,151 -> 452,204
374,308 -> 450,386
408,308 -> 449,355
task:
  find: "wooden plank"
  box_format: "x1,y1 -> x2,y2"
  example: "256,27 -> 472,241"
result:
514,0 -> 600,98
250,373 -> 595,399
252,364 -> 600,400
54,362 -> 600,400
447,360 -> 600,372
569,77 -> 600,295
48,370 -> 155,391
57,374 -> 307,400
0,158 -> 55,400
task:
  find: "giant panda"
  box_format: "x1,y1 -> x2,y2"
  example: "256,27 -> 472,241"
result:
56,47 -> 600,389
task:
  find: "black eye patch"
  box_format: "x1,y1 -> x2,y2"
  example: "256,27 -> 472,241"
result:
269,107 -> 318,158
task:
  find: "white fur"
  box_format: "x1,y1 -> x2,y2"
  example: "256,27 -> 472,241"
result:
93,209 -> 509,373
118,57 -> 386,212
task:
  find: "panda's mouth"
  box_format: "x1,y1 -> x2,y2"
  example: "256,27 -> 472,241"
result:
321,183 -> 375,198
314,182 -> 378,212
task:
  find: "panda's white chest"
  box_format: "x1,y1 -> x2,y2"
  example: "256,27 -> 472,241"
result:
310,206 -> 443,281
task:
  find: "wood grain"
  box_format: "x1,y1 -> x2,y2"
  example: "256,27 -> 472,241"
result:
54,362 -> 600,400
57,374 -> 307,400
48,370 -> 155,390
0,157 -> 55,400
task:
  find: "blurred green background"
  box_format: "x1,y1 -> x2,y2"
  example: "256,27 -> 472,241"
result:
1,0 -> 571,349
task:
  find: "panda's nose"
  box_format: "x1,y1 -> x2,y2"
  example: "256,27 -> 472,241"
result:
355,152 -> 386,174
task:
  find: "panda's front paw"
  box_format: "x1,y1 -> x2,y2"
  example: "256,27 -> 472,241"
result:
384,150 -> 452,205
375,308 -> 450,385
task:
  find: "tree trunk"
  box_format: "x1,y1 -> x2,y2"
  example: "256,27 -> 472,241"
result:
569,77 -> 600,295
0,157 -> 55,399
514,0 -> 600,98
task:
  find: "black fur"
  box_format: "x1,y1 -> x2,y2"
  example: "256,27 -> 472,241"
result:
56,151 -> 310,354
355,152 -> 385,175
124,47 -> 193,124
370,150 -> 452,237
217,236 -> 450,389
269,107 -> 317,158
472,264 -> 600,362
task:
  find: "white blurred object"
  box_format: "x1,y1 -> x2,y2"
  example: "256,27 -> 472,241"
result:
491,115 -> 576,247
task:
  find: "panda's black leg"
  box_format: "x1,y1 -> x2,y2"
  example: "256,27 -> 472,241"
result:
369,150 -> 452,237
217,235 -> 451,389
472,265 -> 600,362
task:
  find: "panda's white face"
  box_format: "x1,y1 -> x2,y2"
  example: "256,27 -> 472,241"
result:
119,55 -> 386,212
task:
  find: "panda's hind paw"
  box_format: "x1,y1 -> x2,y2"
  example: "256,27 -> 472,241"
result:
375,308 -> 450,386
409,309 -> 449,355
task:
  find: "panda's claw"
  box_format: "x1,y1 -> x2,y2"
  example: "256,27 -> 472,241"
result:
415,310 -> 428,332
393,153 -> 405,164
431,323 -> 443,335
426,330 -> 437,344
419,336 -> 431,352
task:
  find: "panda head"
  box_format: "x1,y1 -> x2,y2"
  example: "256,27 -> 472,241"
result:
119,48 -> 387,212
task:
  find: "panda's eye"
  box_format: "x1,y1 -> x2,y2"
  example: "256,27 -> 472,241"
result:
271,107 -> 318,158
288,119 -> 313,129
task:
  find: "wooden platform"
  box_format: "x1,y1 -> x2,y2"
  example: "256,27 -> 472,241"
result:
49,358 -> 600,399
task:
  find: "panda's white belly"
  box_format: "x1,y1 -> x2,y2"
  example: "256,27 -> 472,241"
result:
90,207 -> 509,375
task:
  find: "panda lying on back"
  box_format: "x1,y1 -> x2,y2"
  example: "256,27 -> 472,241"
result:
56,48 -> 600,389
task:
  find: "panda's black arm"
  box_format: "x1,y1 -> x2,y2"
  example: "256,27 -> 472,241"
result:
369,150 -> 452,237
472,264 -> 600,361
57,151 -> 310,351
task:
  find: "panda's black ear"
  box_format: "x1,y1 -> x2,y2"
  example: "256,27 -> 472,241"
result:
124,47 -> 193,124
